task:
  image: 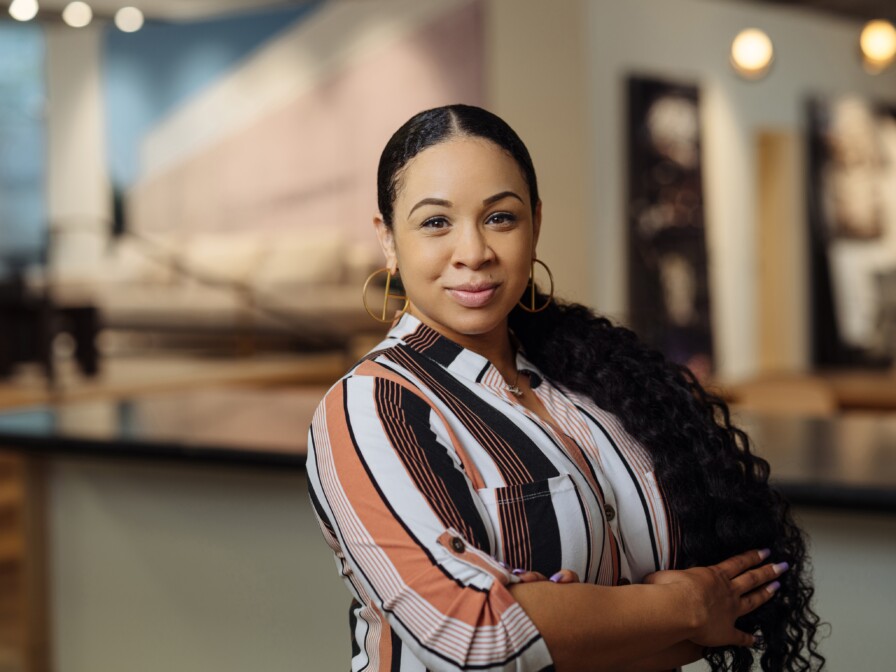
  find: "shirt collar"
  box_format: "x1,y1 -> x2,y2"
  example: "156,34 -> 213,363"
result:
388,312 -> 544,391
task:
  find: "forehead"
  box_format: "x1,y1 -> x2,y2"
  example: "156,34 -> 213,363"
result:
395,137 -> 529,205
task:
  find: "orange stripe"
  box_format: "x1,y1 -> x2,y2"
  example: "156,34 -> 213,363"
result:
323,382 -> 518,629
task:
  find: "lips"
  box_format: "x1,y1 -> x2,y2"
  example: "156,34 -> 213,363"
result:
446,283 -> 499,308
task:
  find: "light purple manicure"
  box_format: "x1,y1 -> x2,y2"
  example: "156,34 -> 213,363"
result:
758,548 -> 771,561
512,568 -> 525,576
774,562 -> 790,574
550,572 -> 563,582
767,581 -> 781,593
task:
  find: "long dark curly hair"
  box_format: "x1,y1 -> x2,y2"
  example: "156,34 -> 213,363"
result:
377,104 -> 825,671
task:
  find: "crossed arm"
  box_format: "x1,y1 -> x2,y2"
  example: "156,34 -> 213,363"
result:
508,549 -> 787,672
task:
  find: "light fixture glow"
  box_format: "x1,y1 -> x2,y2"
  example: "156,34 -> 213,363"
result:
8,0 -> 39,22
62,1 -> 93,27
115,6 -> 144,33
860,19 -> 896,73
730,28 -> 774,80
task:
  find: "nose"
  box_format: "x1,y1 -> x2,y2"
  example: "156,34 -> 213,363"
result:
451,222 -> 495,269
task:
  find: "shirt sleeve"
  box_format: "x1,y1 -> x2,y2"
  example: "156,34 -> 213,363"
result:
306,368 -> 555,672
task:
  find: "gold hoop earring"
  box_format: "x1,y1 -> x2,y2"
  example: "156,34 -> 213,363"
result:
517,258 -> 554,313
362,267 -> 409,323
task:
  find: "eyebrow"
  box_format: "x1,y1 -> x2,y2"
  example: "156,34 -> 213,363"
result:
407,191 -> 525,218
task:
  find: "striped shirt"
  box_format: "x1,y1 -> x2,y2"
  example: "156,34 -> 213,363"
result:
307,313 -> 675,671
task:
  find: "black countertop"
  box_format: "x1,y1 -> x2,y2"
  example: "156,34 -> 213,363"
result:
0,388 -> 323,469
0,388 -> 894,510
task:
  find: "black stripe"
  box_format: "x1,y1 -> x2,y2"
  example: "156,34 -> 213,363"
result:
576,404 -> 661,571
307,465 -> 336,535
474,361 -> 490,383
386,345 -> 560,483
349,598 -> 361,661
569,479 -> 595,583
521,479 -> 563,576
390,625 -> 403,672
405,322 -> 464,367
375,378 -> 491,552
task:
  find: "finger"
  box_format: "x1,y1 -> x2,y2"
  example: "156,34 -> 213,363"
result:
711,548 -> 770,579
737,579 -> 782,617
512,569 -> 548,583
549,569 -> 580,583
731,561 -> 789,595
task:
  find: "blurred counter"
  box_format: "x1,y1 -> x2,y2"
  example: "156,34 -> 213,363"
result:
0,388 -> 894,671
1,388 -> 894,510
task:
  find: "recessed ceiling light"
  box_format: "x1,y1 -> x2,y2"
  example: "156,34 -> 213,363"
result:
860,19 -> 896,74
62,1 -> 93,28
730,28 -> 774,80
8,0 -> 39,22
115,6 -> 144,33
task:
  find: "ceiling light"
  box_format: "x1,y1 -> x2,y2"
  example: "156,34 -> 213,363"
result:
730,28 -> 774,80
860,19 -> 896,73
62,1 -> 92,28
115,6 -> 144,33
8,0 -> 39,22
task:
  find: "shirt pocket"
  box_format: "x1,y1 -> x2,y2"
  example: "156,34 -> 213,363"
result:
476,473 -> 593,578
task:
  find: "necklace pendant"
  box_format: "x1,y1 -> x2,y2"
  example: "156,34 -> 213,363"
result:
505,384 -> 523,397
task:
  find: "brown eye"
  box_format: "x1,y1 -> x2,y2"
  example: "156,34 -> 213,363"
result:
487,212 -> 516,226
422,217 -> 450,229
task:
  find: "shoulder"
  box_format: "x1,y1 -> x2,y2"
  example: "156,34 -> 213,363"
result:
313,340 -> 431,422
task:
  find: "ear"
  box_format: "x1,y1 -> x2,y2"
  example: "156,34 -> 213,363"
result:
532,200 -> 543,255
373,214 -> 398,272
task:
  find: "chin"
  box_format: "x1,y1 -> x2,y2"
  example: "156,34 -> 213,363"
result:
439,307 -> 508,337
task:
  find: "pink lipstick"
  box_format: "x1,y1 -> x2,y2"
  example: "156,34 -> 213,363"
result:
446,283 -> 498,308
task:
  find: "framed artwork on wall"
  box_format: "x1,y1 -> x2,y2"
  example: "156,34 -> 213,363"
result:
807,96 -> 896,367
626,75 -> 714,378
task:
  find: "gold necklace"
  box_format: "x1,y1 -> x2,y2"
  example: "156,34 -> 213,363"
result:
504,369 -> 523,397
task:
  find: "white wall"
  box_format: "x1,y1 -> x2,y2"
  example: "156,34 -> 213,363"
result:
587,0 -> 896,381
45,24 -> 111,282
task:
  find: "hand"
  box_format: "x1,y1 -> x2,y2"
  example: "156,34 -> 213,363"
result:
644,549 -> 788,648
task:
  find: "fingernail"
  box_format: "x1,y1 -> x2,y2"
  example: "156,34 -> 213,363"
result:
498,561 -> 508,569
773,561 -> 790,575
766,580 -> 781,594
550,572 -> 563,582
758,548 -> 771,561
512,568 -> 525,575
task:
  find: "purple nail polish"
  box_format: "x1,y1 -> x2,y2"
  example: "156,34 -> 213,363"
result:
512,568 -> 525,575
758,548 -> 771,561
767,580 -> 781,593
498,561 -> 508,569
550,572 -> 563,582
774,562 -> 790,574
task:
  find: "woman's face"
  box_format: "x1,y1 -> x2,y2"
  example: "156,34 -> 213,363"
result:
375,136 -> 541,344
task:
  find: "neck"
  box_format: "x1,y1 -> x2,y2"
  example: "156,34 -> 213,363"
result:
407,306 -> 517,380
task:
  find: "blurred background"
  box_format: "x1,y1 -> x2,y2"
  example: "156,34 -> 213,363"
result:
0,0 -> 894,670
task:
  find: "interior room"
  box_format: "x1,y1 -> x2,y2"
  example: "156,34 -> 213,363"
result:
0,0 -> 894,669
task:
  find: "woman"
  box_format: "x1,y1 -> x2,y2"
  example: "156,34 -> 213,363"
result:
307,105 -> 823,672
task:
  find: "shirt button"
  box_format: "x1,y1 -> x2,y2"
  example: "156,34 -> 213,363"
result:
604,504 -> 616,522
450,537 -> 465,553
617,577 -> 631,586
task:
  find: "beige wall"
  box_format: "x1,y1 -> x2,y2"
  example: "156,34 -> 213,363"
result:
485,0 -> 591,305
